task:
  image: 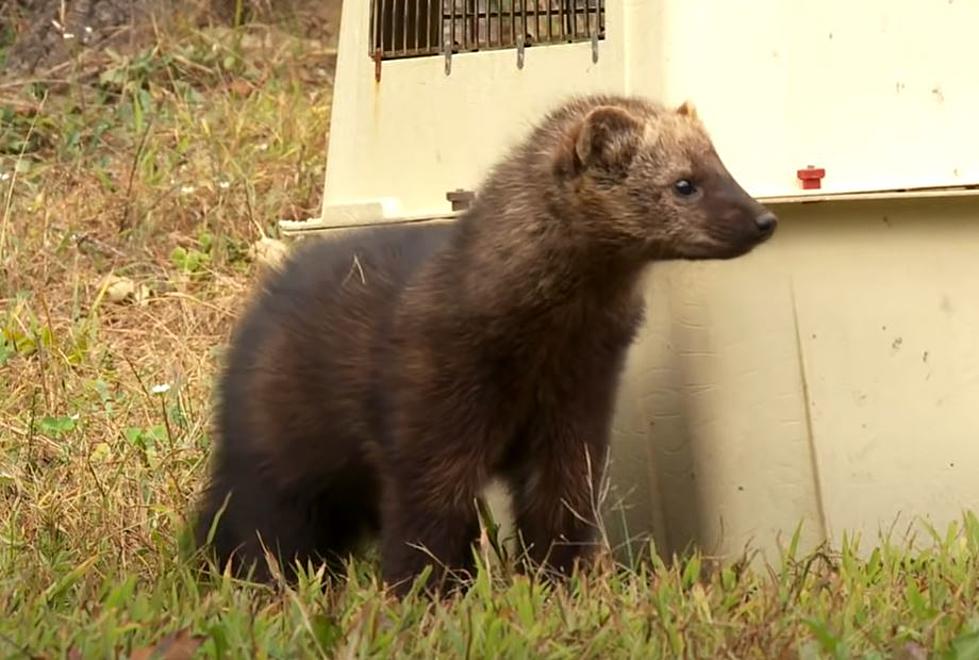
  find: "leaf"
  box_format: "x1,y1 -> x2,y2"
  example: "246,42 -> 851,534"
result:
130,629 -> 204,660
170,246 -> 210,273
310,614 -> 342,654
36,324 -> 53,349
945,629 -> 979,660
42,555 -> 98,603
103,575 -> 137,610
681,554 -> 701,589
124,426 -> 164,452
197,230 -> 213,253
102,274 -> 137,303
5,327 -> 36,356
90,442 -> 112,463
124,427 -> 144,446
905,582 -> 935,620
170,246 -> 188,269
38,415 -> 77,437
803,619 -> 845,658
206,623 -> 229,658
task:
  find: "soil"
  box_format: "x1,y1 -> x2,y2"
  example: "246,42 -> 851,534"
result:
1,0 -> 342,75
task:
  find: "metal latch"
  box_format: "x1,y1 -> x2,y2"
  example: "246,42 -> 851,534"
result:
372,48 -> 382,82
446,189 -> 475,211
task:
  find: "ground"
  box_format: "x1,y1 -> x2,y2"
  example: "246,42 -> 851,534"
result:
2,5 -> 979,659
1,0 -> 342,72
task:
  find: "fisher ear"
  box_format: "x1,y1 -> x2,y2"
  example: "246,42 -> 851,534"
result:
575,105 -> 644,172
676,100 -> 699,119
555,105 -> 644,177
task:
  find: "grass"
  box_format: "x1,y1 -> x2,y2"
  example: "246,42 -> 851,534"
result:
2,10 -> 979,659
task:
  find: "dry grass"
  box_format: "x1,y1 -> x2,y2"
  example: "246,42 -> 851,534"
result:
2,11 -> 979,659
0,13 -> 336,655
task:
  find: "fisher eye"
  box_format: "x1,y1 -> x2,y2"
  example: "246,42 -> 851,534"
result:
673,179 -> 697,196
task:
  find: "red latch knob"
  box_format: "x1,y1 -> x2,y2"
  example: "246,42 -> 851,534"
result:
797,166 -> 826,190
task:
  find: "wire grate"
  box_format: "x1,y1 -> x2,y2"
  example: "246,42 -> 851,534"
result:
369,0 -> 606,61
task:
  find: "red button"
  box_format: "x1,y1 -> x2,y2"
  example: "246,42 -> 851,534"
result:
797,166 -> 826,190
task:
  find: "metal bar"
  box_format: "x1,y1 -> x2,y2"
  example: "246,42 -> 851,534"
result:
450,0 -> 456,52
534,0 -> 540,44
415,0 -> 421,53
585,0 -> 591,42
504,0 -> 509,46
546,0 -> 552,43
402,0 -> 408,55
558,0 -> 566,41
369,0 -> 609,59
380,0 -> 388,51
486,0 -> 500,48
510,0 -> 516,47
495,0 -> 500,48
443,0 -> 452,72
522,0 -> 528,47
528,0 -> 533,43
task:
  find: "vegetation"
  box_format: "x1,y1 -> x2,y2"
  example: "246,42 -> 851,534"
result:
2,11 -> 978,659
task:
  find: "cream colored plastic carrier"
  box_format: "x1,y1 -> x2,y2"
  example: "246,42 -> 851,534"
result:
281,0 -> 979,563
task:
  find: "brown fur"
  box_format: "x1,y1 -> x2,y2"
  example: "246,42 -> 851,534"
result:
193,94 -> 776,595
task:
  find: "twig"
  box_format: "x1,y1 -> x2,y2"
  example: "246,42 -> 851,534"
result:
73,231 -> 128,259
0,78 -> 73,90
118,113 -> 156,232
121,352 -> 152,400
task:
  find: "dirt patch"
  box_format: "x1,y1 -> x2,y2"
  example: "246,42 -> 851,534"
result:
1,0 -> 341,75
3,0 -> 165,74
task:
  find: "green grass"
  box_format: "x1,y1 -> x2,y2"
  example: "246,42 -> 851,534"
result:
2,10 -> 979,659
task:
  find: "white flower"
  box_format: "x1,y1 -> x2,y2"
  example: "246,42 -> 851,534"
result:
180,185 -> 195,195
151,383 -> 171,395
218,180 -> 231,190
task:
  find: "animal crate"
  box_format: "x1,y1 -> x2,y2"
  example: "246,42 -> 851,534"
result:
281,0 -> 979,564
